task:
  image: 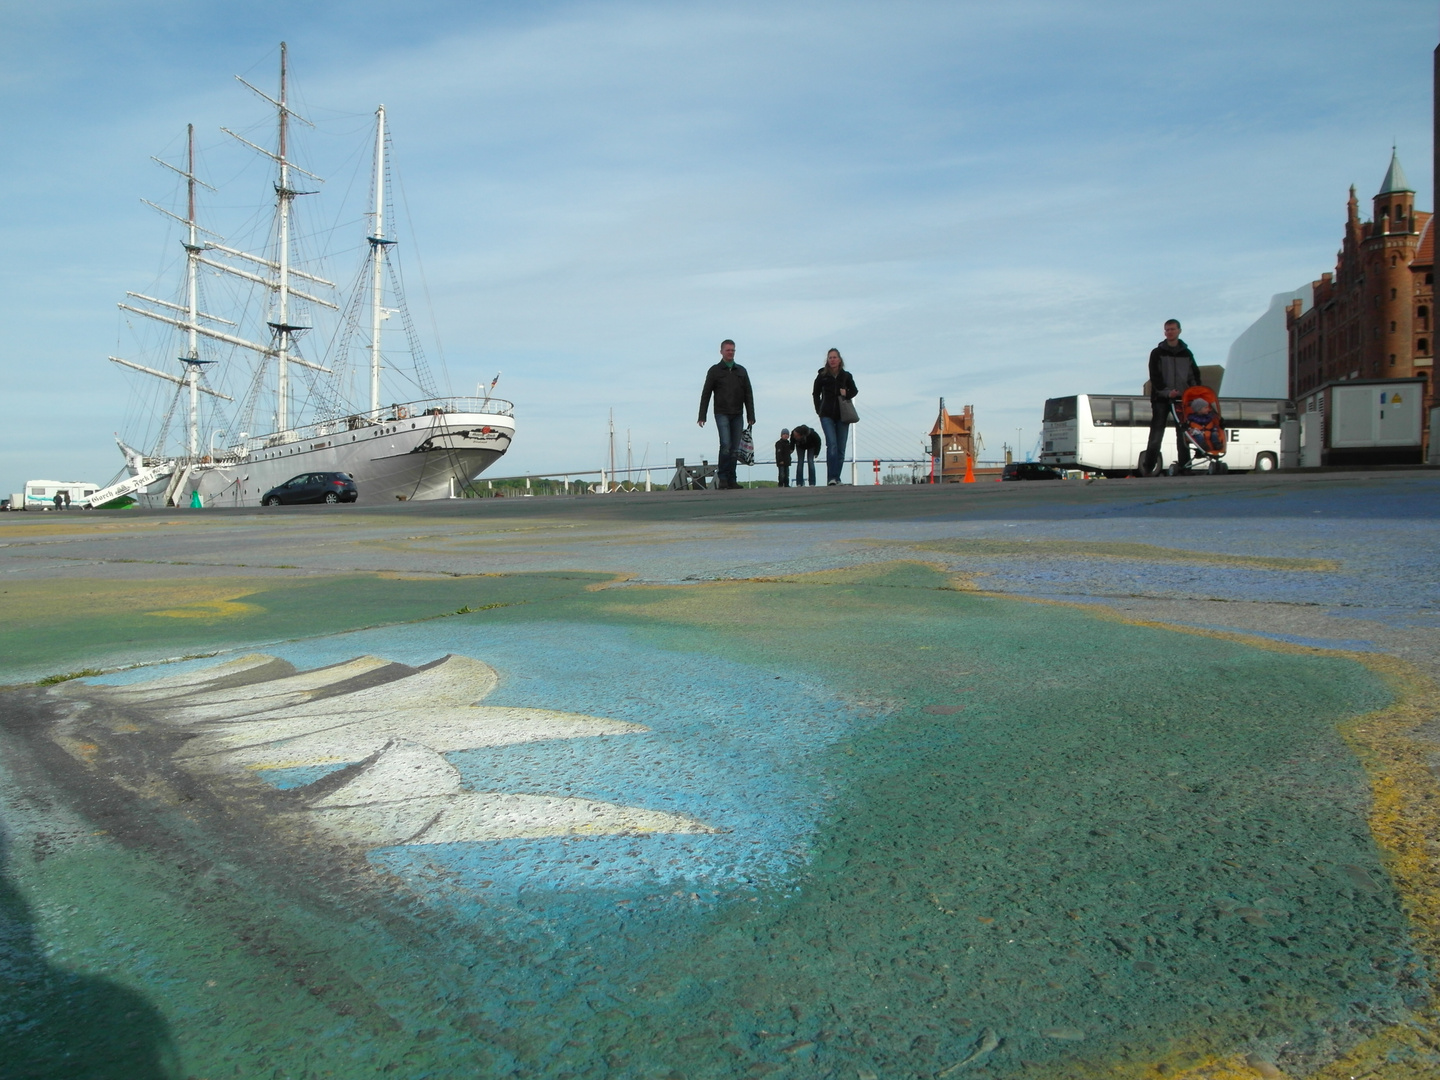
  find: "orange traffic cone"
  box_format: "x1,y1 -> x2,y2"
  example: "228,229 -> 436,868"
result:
963,454 -> 975,483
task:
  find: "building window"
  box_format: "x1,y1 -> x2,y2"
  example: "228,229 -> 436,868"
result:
1390,354 -> 1397,365
1428,273 -> 1434,284
1392,288 -> 1398,299
1420,338 -> 1430,354
1391,321 -> 1397,332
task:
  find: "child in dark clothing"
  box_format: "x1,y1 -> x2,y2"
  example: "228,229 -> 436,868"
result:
775,428 -> 793,486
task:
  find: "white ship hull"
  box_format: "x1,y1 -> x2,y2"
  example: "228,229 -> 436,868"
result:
129,403 -> 514,508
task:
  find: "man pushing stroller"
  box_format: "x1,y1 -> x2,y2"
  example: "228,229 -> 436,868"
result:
1142,319 -> 1201,476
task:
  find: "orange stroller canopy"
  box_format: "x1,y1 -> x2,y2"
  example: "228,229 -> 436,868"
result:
1181,386 -> 1219,413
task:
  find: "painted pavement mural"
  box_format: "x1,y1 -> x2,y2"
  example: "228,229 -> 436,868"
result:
2,488 -> 1440,1079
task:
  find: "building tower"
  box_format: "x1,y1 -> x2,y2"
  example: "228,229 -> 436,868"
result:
1367,149 -> 1417,378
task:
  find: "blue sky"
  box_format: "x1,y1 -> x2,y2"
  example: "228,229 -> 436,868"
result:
1,0 -> 1434,491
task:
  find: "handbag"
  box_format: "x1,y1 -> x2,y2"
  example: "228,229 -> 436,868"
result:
737,425 -> 755,466
838,396 -> 859,425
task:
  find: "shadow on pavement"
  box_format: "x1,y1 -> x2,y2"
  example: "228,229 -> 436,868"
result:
0,827 -> 179,1080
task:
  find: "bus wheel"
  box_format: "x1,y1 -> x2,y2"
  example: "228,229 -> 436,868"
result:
1254,453 -> 1277,472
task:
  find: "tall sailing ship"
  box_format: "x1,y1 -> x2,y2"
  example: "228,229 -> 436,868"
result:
86,44 -> 514,509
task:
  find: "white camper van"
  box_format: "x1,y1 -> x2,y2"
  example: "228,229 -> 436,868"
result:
22,480 -> 100,510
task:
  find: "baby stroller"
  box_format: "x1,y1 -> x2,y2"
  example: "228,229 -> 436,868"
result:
1168,386 -> 1228,475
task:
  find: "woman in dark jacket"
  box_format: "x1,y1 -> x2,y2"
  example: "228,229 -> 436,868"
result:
811,348 -> 858,485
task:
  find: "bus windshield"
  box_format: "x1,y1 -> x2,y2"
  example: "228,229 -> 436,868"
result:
1043,396 -> 1077,423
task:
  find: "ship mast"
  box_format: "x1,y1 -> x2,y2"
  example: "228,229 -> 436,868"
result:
112,125 -> 235,455
221,42 -> 338,431
368,104 -> 396,417
116,44 -> 343,457
274,42 -> 297,432
182,124 -> 205,456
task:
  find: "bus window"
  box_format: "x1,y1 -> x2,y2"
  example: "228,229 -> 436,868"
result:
1132,398 -> 1154,425
1088,397 -> 1113,425
1113,399 -> 1132,424
1043,396 -> 1077,423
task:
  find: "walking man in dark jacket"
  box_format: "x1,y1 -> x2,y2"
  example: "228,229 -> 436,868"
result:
1142,319 -> 1202,475
697,339 -> 756,489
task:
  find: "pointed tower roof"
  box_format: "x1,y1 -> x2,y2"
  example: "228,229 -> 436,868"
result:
1379,148 -> 1413,195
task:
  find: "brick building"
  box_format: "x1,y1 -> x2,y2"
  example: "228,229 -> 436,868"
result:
1286,152 -> 1435,426
928,399 -> 976,482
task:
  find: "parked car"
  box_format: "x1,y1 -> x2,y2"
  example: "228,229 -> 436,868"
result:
261,472 -> 358,505
1001,462 -> 1064,481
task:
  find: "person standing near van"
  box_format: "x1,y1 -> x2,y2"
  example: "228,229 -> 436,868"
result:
812,348 -> 858,485
697,339 -> 756,490
1142,319 -> 1201,475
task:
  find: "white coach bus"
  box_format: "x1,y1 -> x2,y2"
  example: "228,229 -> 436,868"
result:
1040,395 -> 1295,477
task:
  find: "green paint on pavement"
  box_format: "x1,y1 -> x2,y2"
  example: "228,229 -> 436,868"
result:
0,562 -> 1425,1079
0,571 -> 610,684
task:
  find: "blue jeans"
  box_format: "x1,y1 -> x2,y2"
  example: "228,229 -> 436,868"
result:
713,412 -> 745,486
820,416 -> 850,484
794,450 -> 816,486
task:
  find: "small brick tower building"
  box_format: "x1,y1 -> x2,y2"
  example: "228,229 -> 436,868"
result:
928,399 -> 976,482
1286,151 -> 1434,420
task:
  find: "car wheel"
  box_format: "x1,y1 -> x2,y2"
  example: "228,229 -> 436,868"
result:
1255,452 -> 1277,472
264,496 -> 281,506
324,492 -> 339,503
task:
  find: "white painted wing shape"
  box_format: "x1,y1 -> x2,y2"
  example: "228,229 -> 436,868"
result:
301,740 -> 716,845
62,654 -> 295,702
306,793 -> 717,845
157,656 -> 399,723
181,706 -> 647,768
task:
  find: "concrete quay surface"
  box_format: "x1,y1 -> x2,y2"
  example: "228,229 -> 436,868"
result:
2,470 -> 1439,1080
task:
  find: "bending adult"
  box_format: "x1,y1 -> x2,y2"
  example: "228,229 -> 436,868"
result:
1142,319 -> 1201,475
697,338 -> 756,490
790,423 -> 819,486
811,347 -> 858,486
